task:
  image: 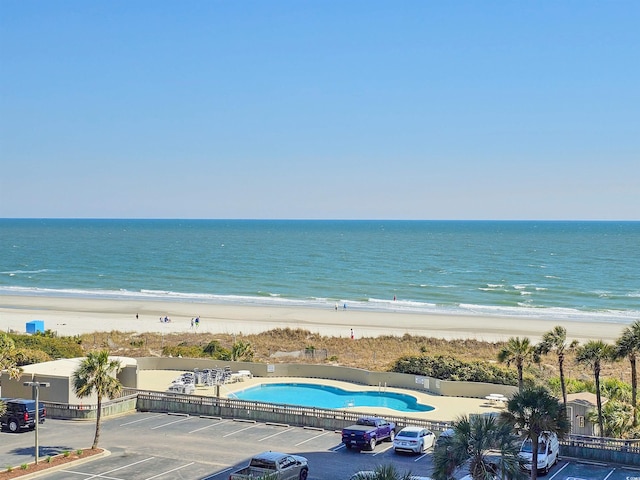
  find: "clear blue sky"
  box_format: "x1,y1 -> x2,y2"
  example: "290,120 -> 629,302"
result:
1,1 -> 638,220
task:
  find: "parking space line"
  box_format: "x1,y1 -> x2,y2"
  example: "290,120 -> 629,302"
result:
119,414 -> 165,426
223,424 -> 259,437
331,444 -> 346,451
201,466 -> 233,479
259,427 -> 294,441
373,444 -> 393,456
603,469 -> 615,480
60,471 -> 124,480
414,452 -> 428,462
577,460 -> 609,467
549,461 -> 570,479
189,419 -> 231,434
143,461 -> 195,480
295,430 -> 332,446
150,417 -> 192,429
82,456 -> 155,479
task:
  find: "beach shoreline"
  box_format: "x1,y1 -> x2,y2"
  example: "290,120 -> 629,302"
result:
0,294 -> 629,343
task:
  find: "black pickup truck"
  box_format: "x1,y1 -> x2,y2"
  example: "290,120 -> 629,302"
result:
0,398 -> 46,433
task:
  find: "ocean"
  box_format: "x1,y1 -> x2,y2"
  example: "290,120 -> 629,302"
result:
1,219 -> 639,325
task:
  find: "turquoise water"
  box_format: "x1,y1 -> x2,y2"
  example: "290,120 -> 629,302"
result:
1,219 -> 639,325
232,383 -> 434,413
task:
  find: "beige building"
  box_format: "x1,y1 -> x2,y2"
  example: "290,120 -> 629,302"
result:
566,392 -> 607,436
1,357 -> 138,405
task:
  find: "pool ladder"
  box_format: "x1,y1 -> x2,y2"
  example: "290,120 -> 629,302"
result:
378,382 -> 387,392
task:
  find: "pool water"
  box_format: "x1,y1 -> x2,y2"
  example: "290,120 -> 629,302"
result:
232,383 -> 434,413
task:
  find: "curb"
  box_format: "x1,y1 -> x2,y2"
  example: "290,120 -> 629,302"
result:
4,449 -> 111,480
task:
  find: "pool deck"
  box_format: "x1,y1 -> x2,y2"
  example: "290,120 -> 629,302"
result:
138,370 -> 506,422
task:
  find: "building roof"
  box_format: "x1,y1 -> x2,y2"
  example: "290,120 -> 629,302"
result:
566,391 -> 607,406
19,356 -> 137,378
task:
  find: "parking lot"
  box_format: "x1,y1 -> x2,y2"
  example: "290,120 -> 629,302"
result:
548,461 -> 640,480
2,412 -> 639,480
1,412 -> 436,479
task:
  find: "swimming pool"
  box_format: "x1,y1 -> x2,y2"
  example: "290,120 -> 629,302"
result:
232,383 -> 434,413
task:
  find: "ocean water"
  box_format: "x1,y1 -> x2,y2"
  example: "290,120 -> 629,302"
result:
1,219 -> 639,325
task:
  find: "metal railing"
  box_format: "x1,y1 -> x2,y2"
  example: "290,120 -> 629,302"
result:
561,434 -> 640,454
131,388 -> 452,433
43,393 -> 138,420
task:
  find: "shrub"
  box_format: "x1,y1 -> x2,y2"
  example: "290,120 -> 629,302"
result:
390,354 -> 519,385
601,378 -> 632,402
9,332 -> 84,359
35,329 -> 57,338
202,340 -> 224,356
46,456 -> 52,463
63,451 -> 70,458
162,345 -> 204,358
231,340 -> 254,361
20,463 -> 28,470
547,376 -> 590,395
13,347 -> 52,366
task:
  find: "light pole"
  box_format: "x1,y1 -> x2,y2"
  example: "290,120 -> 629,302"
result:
23,381 -> 50,464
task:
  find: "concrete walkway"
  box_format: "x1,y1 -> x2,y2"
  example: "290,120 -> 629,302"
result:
138,370 -> 506,422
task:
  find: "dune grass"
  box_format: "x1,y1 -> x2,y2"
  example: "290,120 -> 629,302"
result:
77,328 -> 628,386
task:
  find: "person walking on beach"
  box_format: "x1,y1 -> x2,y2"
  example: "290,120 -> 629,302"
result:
190,318 -> 194,329
350,328 -> 354,340
195,316 -> 200,329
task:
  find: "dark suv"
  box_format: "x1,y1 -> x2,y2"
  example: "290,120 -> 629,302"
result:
0,398 -> 46,433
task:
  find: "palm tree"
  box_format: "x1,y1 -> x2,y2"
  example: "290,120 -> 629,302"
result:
536,326 -> 579,408
586,399 -> 634,438
501,386 -> 569,480
0,332 -> 21,380
0,333 -> 21,418
72,350 -> 123,449
432,414 -> 525,480
351,464 -> 417,480
575,340 -> 616,437
498,337 -> 538,393
616,320 -> 640,427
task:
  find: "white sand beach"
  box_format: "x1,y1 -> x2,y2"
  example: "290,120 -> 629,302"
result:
0,294 -> 627,343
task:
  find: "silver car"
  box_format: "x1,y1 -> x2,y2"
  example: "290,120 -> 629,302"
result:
393,426 -> 435,454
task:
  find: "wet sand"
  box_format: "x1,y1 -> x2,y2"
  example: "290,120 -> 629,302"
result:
0,294 -> 626,343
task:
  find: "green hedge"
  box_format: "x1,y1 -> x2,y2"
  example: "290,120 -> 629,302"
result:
8,332 -> 84,359
162,340 -> 232,360
390,354 -> 519,385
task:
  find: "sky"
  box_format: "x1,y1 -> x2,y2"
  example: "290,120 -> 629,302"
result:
1,1 -> 638,220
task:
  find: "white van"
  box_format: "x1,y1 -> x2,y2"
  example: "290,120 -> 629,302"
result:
435,428 -> 454,447
519,431 -> 559,474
